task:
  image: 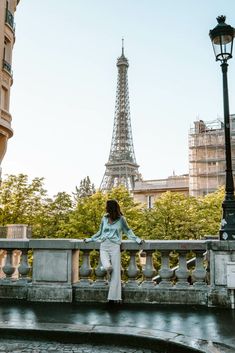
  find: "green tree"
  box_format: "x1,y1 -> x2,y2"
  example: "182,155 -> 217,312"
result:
33,191 -> 73,238
0,174 -> 224,241
73,176 -> 96,203
196,187 -> 224,237
0,174 -> 47,226
142,192 -> 200,240
56,191 -> 106,238
57,186 -> 143,239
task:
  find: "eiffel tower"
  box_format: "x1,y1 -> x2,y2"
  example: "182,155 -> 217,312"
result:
100,41 -> 140,191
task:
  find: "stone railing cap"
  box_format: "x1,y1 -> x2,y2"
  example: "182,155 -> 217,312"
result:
206,240 -> 235,251
0,239 -> 29,248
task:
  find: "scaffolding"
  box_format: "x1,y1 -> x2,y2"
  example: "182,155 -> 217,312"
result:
189,116 -> 235,197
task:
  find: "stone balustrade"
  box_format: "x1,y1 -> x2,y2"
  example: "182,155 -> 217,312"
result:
0,238 -> 235,307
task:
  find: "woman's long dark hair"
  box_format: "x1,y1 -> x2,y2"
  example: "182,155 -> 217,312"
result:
106,199 -> 123,221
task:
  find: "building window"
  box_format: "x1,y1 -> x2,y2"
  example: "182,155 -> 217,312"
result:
2,37 -> 12,74
4,37 -> 11,61
1,86 -> 9,110
5,1 -> 14,30
147,195 -> 153,209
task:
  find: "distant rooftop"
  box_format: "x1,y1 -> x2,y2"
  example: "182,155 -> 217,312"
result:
134,174 -> 189,191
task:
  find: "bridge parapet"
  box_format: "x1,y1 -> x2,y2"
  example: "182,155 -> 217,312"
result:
0,239 -> 234,307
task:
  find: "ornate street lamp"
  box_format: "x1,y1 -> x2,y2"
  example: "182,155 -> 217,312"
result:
209,16 -> 235,240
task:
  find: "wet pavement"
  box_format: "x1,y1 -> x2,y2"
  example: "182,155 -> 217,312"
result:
0,301 -> 234,353
0,339 -> 155,353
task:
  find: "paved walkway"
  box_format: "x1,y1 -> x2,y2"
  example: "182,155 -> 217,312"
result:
0,339 -> 154,353
0,301 -> 234,353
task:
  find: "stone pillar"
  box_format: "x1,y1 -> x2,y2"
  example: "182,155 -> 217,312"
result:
207,241 -> 235,307
6,224 -> 28,239
27,239 -> 79,303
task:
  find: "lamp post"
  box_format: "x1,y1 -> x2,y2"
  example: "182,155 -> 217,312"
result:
209,16 -> 235,240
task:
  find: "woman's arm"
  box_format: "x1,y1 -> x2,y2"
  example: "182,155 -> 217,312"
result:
85,217 -> 104,242
121,216 -> 142,244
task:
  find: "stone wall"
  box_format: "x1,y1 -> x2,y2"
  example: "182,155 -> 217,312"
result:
0,238 -> 234,307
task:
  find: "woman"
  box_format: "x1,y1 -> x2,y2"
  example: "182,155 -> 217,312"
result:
85,199 -> 143,303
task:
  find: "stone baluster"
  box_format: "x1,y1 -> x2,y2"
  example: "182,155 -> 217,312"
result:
93,258 -> 107,287
18,249 -> 31,282
231,252 -> 235,262
175,251 -> 190,287
141,250 -> 156,288
78,250 -> 92,286
125,250 -> 139,287
0,249 -> 6,279
158,251 -> 174,287
192,250 -> 207,287
2,249 -> 15,280
12,250 -> 21,279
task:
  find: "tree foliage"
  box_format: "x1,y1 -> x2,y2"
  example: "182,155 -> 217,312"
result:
141,192 -> 201,240
0,174 -> 225,240
196,187 -> 224,237
56,191 -> 106,238
73,176 -> 96,203
0,174 -> 72,238
0,174 -> 46,226
34,191 -> 73,237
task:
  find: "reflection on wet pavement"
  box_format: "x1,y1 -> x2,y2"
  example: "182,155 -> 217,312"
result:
0,302 -> 234,348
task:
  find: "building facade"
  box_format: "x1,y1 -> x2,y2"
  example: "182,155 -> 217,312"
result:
189,116 -> 235,197
133,174 -> 189,208
0,0 -> 20,173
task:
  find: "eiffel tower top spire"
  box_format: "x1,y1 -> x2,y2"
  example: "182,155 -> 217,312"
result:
100,42 -> 140,191
117,38 -> 129,67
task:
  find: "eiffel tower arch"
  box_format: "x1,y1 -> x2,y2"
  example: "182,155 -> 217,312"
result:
100,42 -> 141,191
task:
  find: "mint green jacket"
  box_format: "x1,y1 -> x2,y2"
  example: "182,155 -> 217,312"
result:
86,215 -> 142,245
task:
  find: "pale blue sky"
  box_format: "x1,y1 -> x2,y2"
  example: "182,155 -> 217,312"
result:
3,0 -> 235,196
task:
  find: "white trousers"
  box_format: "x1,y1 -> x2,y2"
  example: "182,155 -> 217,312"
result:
100,239 -> 121,301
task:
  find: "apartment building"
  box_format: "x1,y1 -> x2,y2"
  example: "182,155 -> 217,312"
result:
133,174 -> 189,208
0,0 -> 20,172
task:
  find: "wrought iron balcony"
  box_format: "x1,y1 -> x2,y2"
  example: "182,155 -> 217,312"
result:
2,59 -> 12,75
5,8 -> 14,30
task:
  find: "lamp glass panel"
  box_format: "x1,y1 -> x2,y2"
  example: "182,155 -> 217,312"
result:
212,34 -> 233,60
213,34 -> 233,45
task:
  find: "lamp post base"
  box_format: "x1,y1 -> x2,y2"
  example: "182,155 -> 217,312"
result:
220,199 -> 235,240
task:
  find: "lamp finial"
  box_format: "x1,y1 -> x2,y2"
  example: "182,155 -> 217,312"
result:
217,15 -> 226,24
